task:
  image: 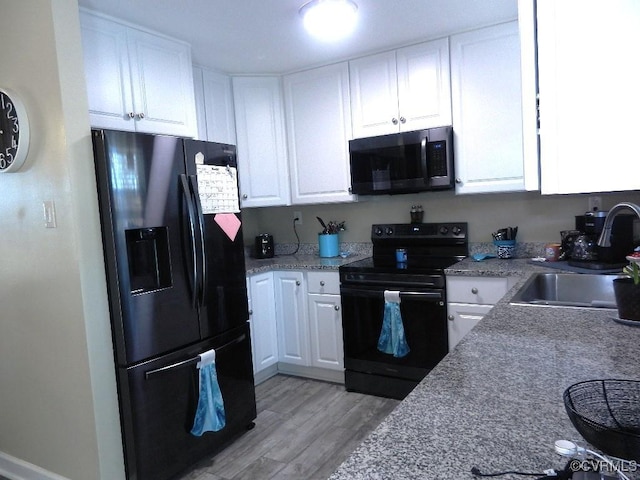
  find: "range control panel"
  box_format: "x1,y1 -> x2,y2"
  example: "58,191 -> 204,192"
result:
371,223 -> 467,241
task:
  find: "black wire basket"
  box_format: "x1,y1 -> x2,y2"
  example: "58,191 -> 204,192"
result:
564,379 -> 640,461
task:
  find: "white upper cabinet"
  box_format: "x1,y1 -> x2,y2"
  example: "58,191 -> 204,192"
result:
80,10 -> 196,138
536,0 -> 640,194
349,39 -> 452,139
450,21 -> 538,194
193,66 -> 236,145
283,63 -> 356,205
232,76 -> 290,208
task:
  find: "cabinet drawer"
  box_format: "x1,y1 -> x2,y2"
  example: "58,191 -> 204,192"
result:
307,271 -> 340,294
446,276 -> 511,305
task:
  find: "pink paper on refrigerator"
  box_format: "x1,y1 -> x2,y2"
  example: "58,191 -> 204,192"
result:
214,213 -> 241,241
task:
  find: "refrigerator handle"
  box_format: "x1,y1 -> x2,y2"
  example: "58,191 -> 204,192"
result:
144,333 -> 247,379
189,175 -> 207,308
179,174 -> 199,309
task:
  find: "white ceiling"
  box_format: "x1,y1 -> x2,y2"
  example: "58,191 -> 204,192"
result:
76,0 -> 518,74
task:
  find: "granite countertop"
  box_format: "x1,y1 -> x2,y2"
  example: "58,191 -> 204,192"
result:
329,258 -> 640,480
245,253 -> 367,275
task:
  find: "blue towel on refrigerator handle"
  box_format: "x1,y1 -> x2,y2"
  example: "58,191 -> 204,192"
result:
190,350 -> 226,436
377,291 -> 410,358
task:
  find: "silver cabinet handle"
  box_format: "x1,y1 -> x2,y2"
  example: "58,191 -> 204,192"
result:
128,112 -> 135,119
296,280 -> 301,286
399,117 -> 406,123
320,281 -> 325,286
248,309 -> 253,316
334,305 -> 340,311
137,112 -> 145,119
242,194 -> 248,199
471,288 -> 479,294
448,314 -> 455,321
455,178 -> 463,184
391,117 -> 398,125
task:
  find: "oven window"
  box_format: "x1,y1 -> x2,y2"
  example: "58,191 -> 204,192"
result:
340,285 -> 448,378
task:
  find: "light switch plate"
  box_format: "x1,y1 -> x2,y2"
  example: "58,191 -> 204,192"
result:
43,200 -> 57,228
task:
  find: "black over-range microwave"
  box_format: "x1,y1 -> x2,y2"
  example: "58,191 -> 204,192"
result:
348,126 -> 454,195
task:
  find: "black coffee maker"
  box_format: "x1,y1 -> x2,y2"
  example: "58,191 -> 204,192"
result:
254,233 -> 274,259
569,211 -> 636,269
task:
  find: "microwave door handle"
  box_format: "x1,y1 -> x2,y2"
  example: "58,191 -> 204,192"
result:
421,137 -> 429,186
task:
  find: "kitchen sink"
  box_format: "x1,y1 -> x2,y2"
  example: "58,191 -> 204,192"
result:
510,273 -> 620,309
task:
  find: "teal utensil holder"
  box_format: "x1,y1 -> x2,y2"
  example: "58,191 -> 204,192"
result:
318,233 -> 339,258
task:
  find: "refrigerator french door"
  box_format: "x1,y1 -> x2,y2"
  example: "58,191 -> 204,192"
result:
92,129 -> 256,480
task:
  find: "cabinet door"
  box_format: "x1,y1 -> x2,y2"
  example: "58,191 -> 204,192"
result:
349,51 -> 399,138
306,271 -> 340,295
247,273 -> 278,374
80,11 -> 135,131
537,0 -> 640,194
233,77 -> 291,208
193,66 -> 207,140
284,63 -> 356,205
274,271 -> 309,366
308,293 -> 344,371
451,22 -> 536,194
127,27 -> 197,137
447,303 -> 493,351
201,68 -> 236,145
446,276 -> 514,305
396,39 -> 452,132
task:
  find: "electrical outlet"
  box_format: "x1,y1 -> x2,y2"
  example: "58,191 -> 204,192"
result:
588,196 -> 602,212
293,210 -> 302,225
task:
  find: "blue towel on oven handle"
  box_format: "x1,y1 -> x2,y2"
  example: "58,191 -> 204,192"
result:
190,349 -> 226,436
377,290 -> 410,358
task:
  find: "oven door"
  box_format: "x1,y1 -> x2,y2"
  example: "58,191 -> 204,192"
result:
340,284 -> 448,381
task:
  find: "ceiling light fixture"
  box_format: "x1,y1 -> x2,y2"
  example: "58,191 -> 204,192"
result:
299,0 -> 358,42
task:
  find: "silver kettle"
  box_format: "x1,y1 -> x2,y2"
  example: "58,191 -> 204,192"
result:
572,234 -> 597,261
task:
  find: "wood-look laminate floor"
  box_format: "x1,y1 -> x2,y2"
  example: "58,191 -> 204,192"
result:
178,375 -> 399,480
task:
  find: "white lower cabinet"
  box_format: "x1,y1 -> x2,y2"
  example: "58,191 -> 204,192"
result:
273,271 -> 310,366
247,272 -> 278,381
307,272 -> 344,372
446,303 -> 493,352
247,270 -> 345,384
446,275 -> 516,350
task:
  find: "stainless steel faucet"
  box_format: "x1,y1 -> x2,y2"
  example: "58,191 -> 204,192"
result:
597,202 -> 640,247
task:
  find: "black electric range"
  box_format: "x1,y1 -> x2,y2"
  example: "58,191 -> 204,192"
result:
339,223 -> 468,399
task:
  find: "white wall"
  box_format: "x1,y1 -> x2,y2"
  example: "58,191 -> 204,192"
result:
0,1 -> 124,479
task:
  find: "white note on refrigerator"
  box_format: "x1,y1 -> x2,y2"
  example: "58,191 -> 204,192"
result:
196,164 -> 240,214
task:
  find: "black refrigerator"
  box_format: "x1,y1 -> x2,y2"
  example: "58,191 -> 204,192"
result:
92,129 -> 256,480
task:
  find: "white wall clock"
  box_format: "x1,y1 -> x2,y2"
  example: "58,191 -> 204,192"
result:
0,87 -> 30,173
